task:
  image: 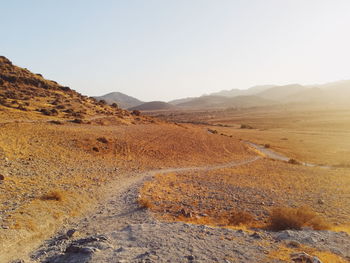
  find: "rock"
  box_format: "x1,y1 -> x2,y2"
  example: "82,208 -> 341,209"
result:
291,252 -> 323,263
115,247 -> 126,253
66,229 -> 77,238
276,230 -> 293,240
66,245 -> 99,254
318,199 -> 325,205
186,255 -> 195,260
250,232 -> 262,239
302,236 -> 317,244
286,240 -> 301,248
0,174 -> 4,180
80,247 -> 100,254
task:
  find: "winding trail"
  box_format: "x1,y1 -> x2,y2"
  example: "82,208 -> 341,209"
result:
243,141 -> 331,169
27,153 -> 350,263
30,156 -> 262,263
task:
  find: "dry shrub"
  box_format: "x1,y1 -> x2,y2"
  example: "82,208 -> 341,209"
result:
131,110 -> 141,116
228,210 -> 254,226
72,118 -> 83,124
288,158 -> 300,165
240,124 -> 253,129
40,190 -> 64,201
268,207 -> 330,231
49,120 -> 63,125
97,137 -> 108,143
138,196 -> 153,209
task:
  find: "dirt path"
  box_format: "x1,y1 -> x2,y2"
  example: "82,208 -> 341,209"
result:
25,156 -> 350,263
27,157 -> 261,262
243,141 -> 331,168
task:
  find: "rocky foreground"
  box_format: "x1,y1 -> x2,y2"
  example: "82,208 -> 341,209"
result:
25,169 -> 350,263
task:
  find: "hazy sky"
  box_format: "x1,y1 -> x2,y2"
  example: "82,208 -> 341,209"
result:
1,0 -> 350,101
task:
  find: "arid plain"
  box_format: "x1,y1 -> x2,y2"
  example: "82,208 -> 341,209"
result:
1,56 -> 349,262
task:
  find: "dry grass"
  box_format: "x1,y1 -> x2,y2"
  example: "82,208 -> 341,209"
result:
267,207 -> 330,231
138,195 -> 154,209
228,211 -> 254,226
0,120 -> 250,261
152,106 -> 350,167
40,190 -> 65,201
268,244 -> 349,263
138,158 -> 350,229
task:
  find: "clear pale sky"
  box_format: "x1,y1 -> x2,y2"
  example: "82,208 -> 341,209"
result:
1,0 -> 349,101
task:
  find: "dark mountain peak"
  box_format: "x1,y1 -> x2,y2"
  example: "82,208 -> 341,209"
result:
94,92 -> 143,109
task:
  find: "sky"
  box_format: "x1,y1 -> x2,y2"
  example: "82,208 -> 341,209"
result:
1,0 -> 350,101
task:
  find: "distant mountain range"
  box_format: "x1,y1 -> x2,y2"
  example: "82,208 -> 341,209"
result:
95,80 -> 350,111
210,85 -> 276,97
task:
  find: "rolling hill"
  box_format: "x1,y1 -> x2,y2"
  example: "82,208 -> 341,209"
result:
94,92 -> 144,109
129,101 -> 177,111
0,56 -> 138,123
256,84 -> 307,101
210,85 -> 276,97
177,95 -> 276,109
168,97 -> 197,105
92,79 -> 350,112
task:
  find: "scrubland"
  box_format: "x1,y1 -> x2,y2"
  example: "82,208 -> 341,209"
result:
152,105 -> 350,167
140,158 -> 349,228
0,119 -> 249,261
139,105 -> 350,262
3,56 -> 349,262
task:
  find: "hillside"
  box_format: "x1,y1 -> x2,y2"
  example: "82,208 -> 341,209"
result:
94,92 -> 144,109
92,80 -> 350,112
210,85 -> 276,97
257,84 -> 307,101
1,56 -> 259,262
177,95 -> 276,109
128,101 -> 176,111
168,97 -> 196,105
0,56 -> 137,123
172,81 -> 350,109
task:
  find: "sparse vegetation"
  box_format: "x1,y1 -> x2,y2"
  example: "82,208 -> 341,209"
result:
40,190 -> 64,201
131,110 -> 141,116
240,124 -> 253,129
1,56 -> 350,262
208,128 -> 218,134
72,118 -> 83,124
228,211 -> 254,226
49,120 -> 63,125
98,99 -> 107,105
138,195 -> 153,209
288,158 -> 300,165
268,207 -> 330,231
97,137 -> 108,143
0,56 -> 143,123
